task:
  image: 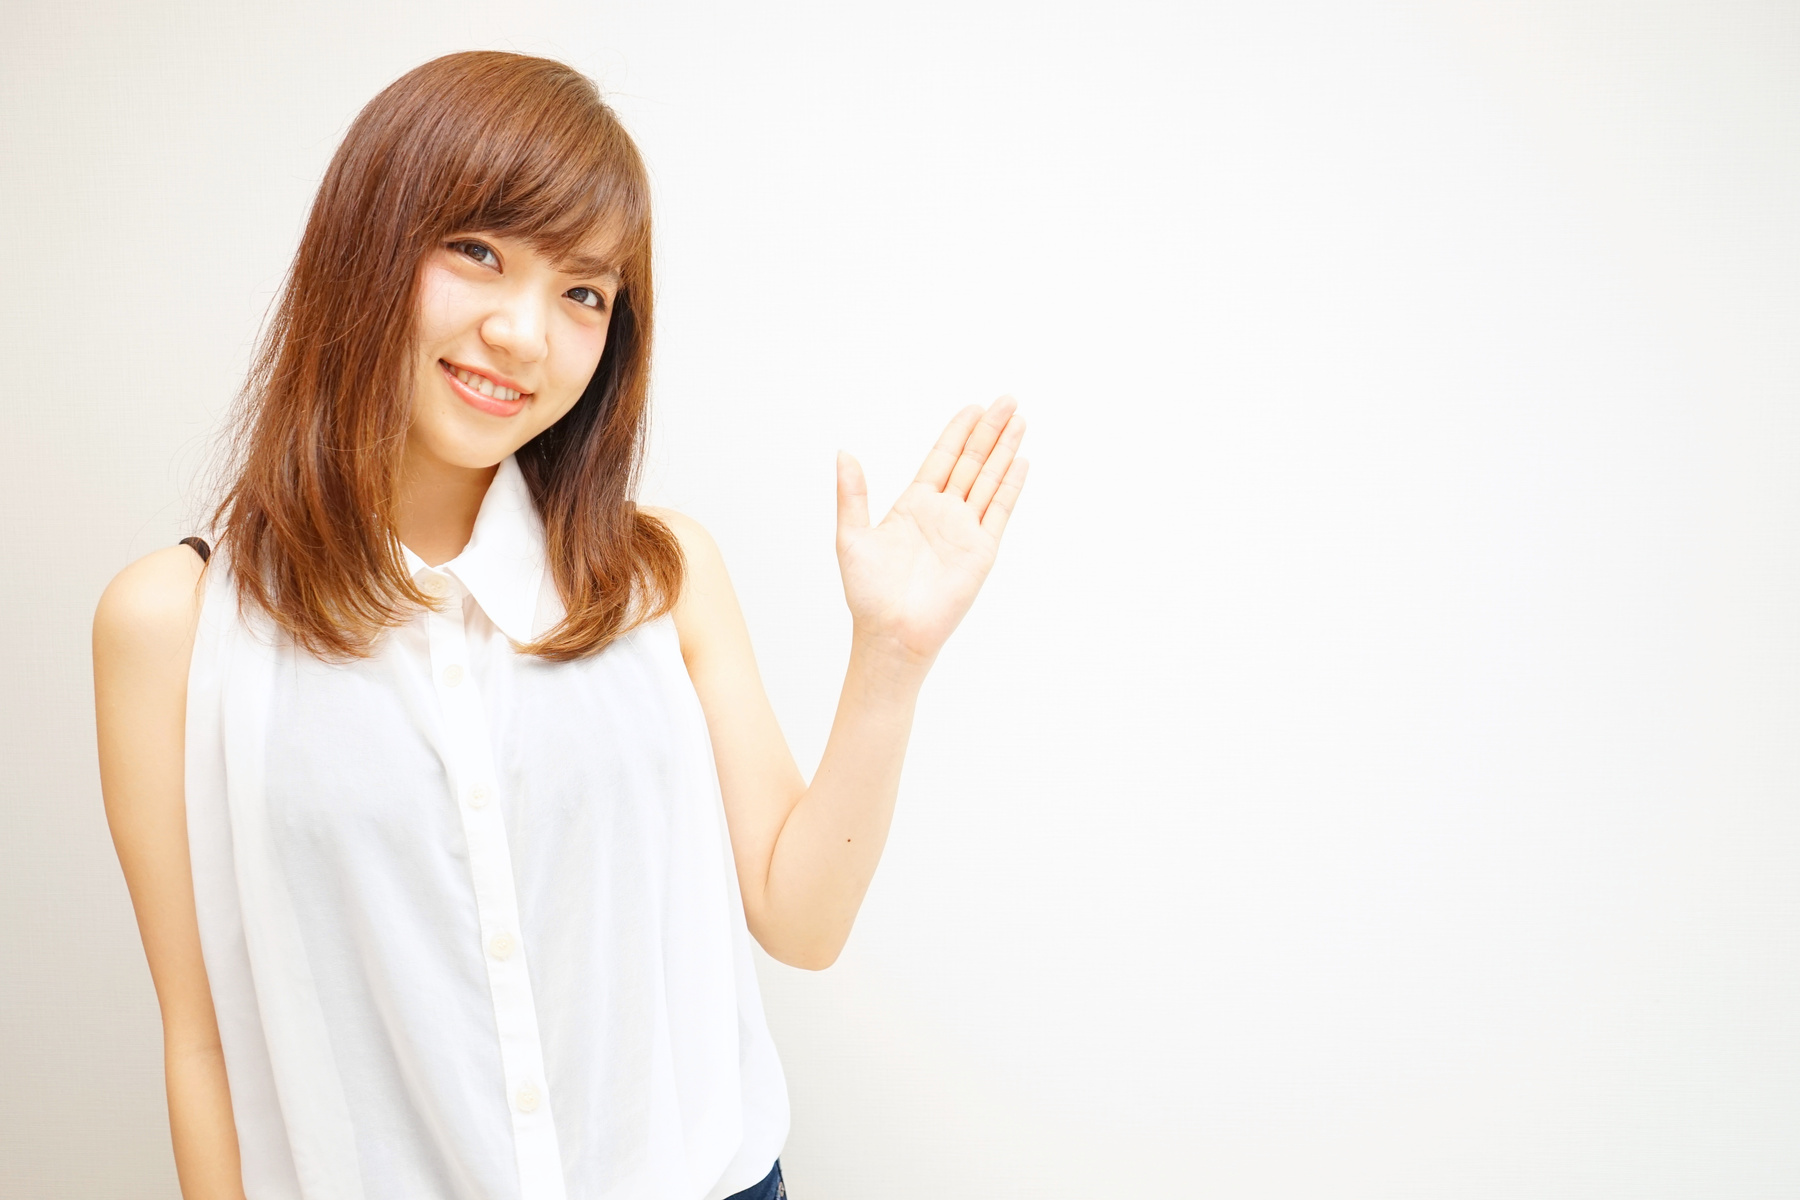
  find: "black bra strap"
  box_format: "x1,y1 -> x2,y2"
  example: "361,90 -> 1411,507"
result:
180,536 -> 212,564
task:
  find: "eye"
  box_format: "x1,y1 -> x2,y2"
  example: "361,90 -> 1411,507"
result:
566,286 -> 606,311
452,240 -> 500,269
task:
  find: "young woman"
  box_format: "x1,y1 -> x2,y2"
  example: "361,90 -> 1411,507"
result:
92,51 -> 1026,1200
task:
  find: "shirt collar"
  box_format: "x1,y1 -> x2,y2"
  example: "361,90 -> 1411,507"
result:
398,454 -> 547,645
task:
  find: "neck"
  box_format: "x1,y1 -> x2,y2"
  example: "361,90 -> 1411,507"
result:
394,443 -> 501,567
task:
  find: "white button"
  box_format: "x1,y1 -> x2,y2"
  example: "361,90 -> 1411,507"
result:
514,1083 -> 541,1114
419,573 -> 448,599
441,664 -> 464,687
488,932 -> 517,960
467,784 -> 491,810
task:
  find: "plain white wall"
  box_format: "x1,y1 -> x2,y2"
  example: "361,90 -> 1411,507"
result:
5,1 -> 1799,1196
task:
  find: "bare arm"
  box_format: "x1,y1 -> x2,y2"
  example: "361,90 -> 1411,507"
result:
94,546 -> 245,1199
661,397 -> 1029,970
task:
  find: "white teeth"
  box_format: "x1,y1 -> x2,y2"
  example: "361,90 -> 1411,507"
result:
447,363 -> 521,402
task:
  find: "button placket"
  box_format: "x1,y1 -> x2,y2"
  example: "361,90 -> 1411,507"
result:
422,575 -> 566,1199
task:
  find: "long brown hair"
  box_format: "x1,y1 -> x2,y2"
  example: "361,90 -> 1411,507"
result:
213,50 -> 680,662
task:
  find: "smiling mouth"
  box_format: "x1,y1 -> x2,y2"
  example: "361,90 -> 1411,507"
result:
440,360 -> 529,403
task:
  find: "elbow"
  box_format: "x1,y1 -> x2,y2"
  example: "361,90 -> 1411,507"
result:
751,921 -> 846,971
162,1012 -> 227,1062
776,945 -> 841,972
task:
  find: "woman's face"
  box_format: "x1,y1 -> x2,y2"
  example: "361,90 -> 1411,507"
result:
408,230 -> 622,471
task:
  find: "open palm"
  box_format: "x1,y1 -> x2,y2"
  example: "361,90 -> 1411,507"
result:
836,397 -> 1030,665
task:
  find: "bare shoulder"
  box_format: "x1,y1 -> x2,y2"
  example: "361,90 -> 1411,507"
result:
639,507 -> 741,664
642,505 -> 719,559
641,505 -> 729,592
93,544 -> 209,672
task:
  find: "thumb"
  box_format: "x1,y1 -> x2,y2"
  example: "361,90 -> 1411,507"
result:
836,450 -> 870,533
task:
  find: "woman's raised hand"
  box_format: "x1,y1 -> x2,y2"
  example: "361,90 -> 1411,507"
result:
835,396 -> 1030,668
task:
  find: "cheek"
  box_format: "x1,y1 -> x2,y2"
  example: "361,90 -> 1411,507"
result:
548,320 -> 611,406
414,263 -> 475,349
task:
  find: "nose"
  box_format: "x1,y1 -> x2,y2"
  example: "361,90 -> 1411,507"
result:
480,285 -> 548,365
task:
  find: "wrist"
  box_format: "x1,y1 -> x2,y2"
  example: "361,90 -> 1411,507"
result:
847,626 -> 935,691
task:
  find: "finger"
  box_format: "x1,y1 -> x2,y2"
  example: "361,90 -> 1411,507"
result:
979,456 -> 1029,539
945,395 -> 1019,501
837,451 -> 870,532
967,413 -> 1026,519
913,404 -> 985,490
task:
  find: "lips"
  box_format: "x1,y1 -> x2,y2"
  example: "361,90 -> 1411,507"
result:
439,359 -> 530,417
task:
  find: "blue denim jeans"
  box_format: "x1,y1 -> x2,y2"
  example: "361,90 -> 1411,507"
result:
725,1160 -> 785,1200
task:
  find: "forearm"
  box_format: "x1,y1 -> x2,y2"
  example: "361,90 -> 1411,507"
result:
673,399 -> 1026,968
758,633 -> 929,968
165,1039 -> 244,1200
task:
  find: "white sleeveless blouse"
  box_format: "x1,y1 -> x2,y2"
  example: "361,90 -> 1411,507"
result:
184,455 -> 788,1200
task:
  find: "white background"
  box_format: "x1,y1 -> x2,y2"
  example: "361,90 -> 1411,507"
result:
4,1 -> 1799,1196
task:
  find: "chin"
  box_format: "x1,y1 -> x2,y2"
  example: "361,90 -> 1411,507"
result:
412,409 -> 534,472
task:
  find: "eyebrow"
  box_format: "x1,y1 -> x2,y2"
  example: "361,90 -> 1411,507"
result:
558,253 -> 623,283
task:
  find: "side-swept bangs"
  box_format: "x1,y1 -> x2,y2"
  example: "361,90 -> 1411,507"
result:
214,51 -> 679,662
388,53 -> 652,283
